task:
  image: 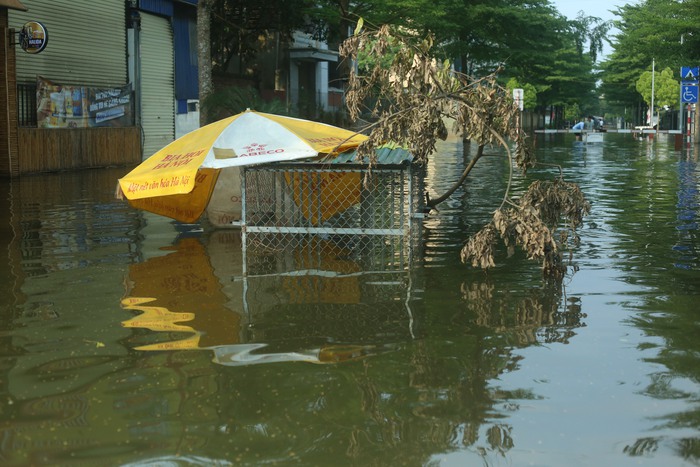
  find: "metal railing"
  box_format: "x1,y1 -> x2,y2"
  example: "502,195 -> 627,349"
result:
17,83 -> 37,128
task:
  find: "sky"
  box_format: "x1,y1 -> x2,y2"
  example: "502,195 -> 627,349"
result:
550,0 -> 636,60
551,0 -> 623,22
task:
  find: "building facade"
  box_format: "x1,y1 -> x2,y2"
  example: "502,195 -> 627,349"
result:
1,0 -> 346,177
1,0 -> 199,176
287,30 -> 341,116
129,0 -> 199,153
0,0 -> 27,177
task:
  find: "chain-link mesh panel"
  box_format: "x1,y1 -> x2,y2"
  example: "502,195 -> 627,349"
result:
241,236 -> 419,344
243,233 -> 410,275
239,163 -> 426,346
242,272 -> 418,344
244,165 -> 411,232
242,163 -> 424,273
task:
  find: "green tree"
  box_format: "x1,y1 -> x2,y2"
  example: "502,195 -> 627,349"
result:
600,0 -> 700,124
506,78 -> 537,111
196,0 -> 613,129
299,0 -> 451,87
434,0 -> 571,101
655,68 -> 680,110
613,0 -> 699,67
569,11 -> 612,63
311,0 -> 592,112
564,103 -> 582,123
536,41 -> 598,127
209,0 -> 313,73
636,66 -> 680,128
598,49 -> 647,121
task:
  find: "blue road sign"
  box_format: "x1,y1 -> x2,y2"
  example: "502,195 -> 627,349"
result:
681,66 -> 699,81
682,84 -> 699,104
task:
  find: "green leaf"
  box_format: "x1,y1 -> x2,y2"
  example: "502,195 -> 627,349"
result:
354,17 -> 364,36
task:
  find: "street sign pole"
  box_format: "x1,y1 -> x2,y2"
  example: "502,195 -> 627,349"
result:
692,104 -> 698,146
679,67 -> 683,132
680,83 -> 683,132
680,66 -> 699,145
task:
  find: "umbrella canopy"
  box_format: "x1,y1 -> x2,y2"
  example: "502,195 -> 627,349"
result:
118,110 -> 367,223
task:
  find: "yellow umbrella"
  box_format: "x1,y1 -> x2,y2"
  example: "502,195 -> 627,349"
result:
118,110 -> 367,223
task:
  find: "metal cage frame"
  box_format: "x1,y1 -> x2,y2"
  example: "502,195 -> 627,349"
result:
240,160 -> 425,273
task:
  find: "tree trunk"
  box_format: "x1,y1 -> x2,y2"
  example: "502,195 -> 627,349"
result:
197,0 -> 213,126
336,0 -> 352,87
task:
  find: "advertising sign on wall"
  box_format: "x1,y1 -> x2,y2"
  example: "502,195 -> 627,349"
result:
36,77 -> 133,128
18,21 -> 48,54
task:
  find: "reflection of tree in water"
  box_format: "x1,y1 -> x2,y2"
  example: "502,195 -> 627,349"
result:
220,240 -> 589,464
296,282 -> 583,464
624,436 -> 699,461
460,279 -> 586,345
355,277 -> 585,462
607,157 -> 700,463
121,232 -> 590,464
337,339 -> 521,465
624,306 -> 700,462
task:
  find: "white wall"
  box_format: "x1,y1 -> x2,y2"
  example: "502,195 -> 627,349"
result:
175,100 -> 200,139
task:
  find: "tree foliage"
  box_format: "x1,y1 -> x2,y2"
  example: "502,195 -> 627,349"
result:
506,78 -> 537,111
636,67 -> 680,111
202,0 -> 614,122
600,0 -> 700,120
203,86 -> 288,120
341,25 -> 590,278
308,1 -> 605,114
569,11 -> 612,63
209,0 -> 313,73
462,180 -> 589,277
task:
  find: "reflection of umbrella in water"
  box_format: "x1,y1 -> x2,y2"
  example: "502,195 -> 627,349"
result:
120,236 -> 391,364
117,110 -> 367,224
121,237 -> 242,350
210,342 -> 387,366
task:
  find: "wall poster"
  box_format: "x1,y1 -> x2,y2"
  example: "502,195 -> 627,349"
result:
36,77 -> 133,128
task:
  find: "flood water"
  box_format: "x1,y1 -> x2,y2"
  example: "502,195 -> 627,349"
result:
0,133 -> 699,466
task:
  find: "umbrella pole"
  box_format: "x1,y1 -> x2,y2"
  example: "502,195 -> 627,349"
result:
241,167 -> 248,278
241,167 -> 250,321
